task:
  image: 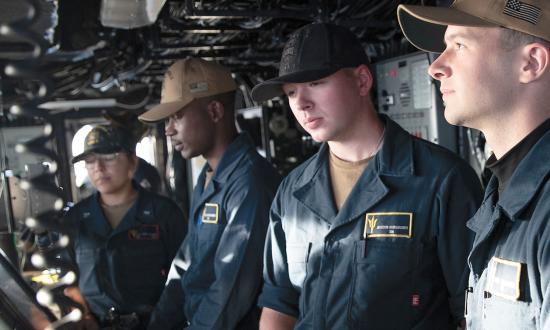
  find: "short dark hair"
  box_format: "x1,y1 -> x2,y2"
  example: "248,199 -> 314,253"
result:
123,150 -> 136,159
499,28 -> 550,51
200,91 -> 236,113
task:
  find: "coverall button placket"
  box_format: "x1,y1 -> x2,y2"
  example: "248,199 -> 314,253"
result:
315,234 -> 337,330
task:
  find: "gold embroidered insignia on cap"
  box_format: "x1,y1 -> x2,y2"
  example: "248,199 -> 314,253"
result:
486,256 -> 522,301
363,212 -> 413,239
202,203 -> 219,224
86,130 -> 100,145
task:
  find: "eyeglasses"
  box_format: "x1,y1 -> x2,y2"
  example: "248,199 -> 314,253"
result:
83,153 -> 119,168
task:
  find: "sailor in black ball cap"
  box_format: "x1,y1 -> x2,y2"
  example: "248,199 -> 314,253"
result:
252,22 -> 483,329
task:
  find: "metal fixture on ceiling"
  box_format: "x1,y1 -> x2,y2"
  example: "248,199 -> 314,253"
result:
100,0 -> 167,29
1,0 -> 439,117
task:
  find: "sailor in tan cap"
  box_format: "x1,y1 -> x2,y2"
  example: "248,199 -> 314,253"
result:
398,1 -> 550,329
140,57 -> 281,329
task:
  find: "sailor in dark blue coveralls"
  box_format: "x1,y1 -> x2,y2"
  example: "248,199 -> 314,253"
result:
398,1 -> 550,328
250,23 -> 483,329
139,57 -> 281,330
66,125 -> 186,328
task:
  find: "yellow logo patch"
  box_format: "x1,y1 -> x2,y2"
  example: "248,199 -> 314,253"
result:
202,203 -> 219,224
363,212 -> 413,239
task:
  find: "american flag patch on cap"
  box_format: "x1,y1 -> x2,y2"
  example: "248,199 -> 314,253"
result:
503,0 -> 541,25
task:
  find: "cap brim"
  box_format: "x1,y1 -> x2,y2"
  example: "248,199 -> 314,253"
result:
71,146 -> 122,164
251,68 -> 339,102
139,100 -> 190,123
397,5 -> 498,53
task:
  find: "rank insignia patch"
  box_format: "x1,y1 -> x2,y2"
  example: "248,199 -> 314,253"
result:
128,224 -> 160,240
202,203 -> 219,224
486,256 -> 522,301
363,212 -> 413,239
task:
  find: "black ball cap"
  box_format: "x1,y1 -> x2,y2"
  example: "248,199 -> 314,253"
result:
71,125 -> 135,164
251,22 -> 370,102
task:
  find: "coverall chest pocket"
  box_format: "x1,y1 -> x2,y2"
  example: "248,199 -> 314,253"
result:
120,243 -> 165,275
196,223 -> 225,255
482,296 -> 539,330
197,204 -> 224,244
286,243 -> 309,290
119,244 -> 166,301
197,221 -> 223,245
195,218 -> 224,263
348,239 -> 415,328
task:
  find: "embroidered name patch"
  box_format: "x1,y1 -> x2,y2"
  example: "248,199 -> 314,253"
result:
128,224 -> 160,240
202,203 -> 219,224
363,212 -> 413,239
486,256 -> 522,301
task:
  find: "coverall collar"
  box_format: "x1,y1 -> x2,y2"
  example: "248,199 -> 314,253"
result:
498,129 -> 550,220
375,115 -> 415,177
209,132 -> 255,184
191,132 -> 255,220
468,128 -> 550,234
486,118 -> 550,195
86,184 -> 153,238
292,115 -> 415,227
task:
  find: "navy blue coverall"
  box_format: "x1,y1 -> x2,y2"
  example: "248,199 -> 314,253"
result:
466,129 -> 550,330
64,185 -> 186,323
260,117 -> 483,329
148,133 -> 281,330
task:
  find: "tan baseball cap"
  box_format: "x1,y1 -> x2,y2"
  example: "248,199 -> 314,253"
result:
139,57 -> 237,122
398,0 -> 550,53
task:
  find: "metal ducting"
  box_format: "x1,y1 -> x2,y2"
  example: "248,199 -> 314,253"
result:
100,0 -> 166,29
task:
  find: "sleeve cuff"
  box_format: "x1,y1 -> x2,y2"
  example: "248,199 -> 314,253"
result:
257,283 -> 300,318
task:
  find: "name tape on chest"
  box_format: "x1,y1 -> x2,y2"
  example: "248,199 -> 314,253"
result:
363,212 -> 413,239
486,256 -> 522,301
128,224 -> 160,240
202,203 -> 219,224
